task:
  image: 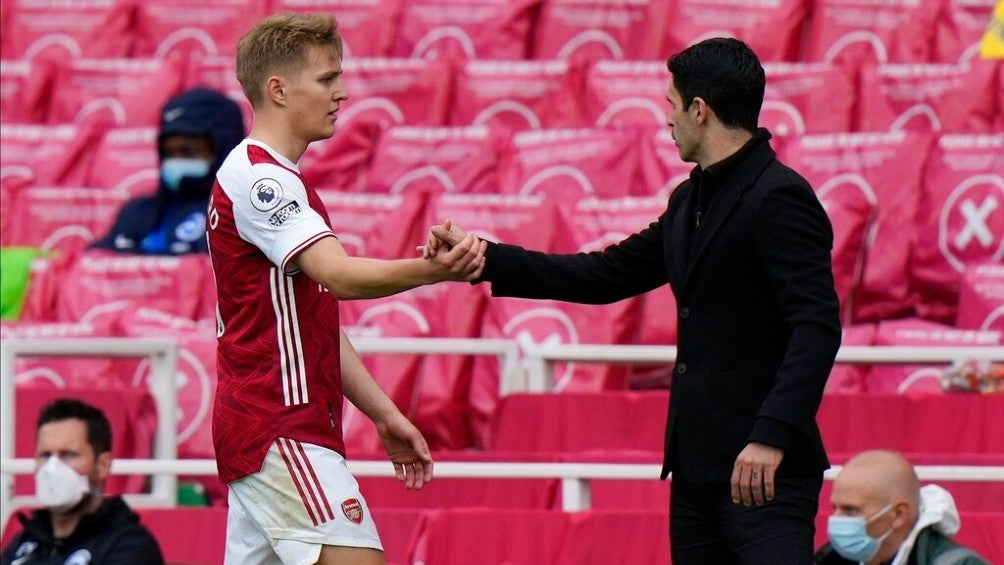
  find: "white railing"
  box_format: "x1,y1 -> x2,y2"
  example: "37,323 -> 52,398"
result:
2,457 -> 1002,514
519,343 -> 1004,391
2,337 -> 1003,529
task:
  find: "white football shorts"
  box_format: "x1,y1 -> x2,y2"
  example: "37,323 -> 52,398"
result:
224,438 -> 382,565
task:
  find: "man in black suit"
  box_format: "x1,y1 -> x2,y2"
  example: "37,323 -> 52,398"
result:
426,37 -> 841,563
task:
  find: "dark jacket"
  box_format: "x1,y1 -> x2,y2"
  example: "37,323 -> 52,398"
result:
91,88 -> 245,255
1,497 -> 165,565
479,130 -> 841,482
815,528 -> 991,565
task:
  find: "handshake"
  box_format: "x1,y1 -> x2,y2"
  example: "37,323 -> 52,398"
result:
418,219 -> 487,282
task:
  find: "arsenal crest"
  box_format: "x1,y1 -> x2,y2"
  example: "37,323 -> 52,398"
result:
341,498 -> 364,525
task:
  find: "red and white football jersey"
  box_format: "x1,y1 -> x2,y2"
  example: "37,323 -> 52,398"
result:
208,139 -> 344,484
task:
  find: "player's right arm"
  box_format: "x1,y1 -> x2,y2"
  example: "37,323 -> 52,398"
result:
291,232 -> 486,300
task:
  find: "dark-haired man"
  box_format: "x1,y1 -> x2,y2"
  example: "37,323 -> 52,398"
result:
427,37 -> 841,563
1,398 -> 164,564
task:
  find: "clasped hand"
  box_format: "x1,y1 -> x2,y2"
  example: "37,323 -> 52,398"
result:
419,220 -> 482,280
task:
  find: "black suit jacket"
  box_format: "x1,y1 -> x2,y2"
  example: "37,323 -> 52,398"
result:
478,131 -> 841,483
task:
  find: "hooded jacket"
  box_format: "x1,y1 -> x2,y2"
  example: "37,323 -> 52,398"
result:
815,485 -> 991,565
91,88 -> 245,255
0,497 -> 164,565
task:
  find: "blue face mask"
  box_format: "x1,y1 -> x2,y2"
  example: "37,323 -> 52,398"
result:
161,157 -> 211,192
827,503 -> 895,562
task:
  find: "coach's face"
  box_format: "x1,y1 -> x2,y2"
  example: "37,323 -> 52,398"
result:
666,76 -> 699,163
287,44 -> 349,143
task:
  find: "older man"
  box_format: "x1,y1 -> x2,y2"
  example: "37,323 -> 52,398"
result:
816,450 -> 989,565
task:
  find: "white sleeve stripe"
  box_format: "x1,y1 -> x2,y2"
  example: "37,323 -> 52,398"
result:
281,231 -> 334,273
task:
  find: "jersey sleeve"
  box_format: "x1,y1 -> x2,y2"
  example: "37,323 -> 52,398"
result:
231,162 -> 333,271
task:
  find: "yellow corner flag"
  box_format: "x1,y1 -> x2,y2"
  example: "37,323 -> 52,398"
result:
981,0 -> 1004,59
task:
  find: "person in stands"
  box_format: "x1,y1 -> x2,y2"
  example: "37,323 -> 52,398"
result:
1,398 -> 165,564
91,88 -> 245,255
816,450 -> 990,565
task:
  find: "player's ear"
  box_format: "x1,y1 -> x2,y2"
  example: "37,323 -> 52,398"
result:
266,76 -> 287,106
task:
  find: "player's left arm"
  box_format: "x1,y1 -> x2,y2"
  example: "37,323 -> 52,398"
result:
339,329 -> 433,490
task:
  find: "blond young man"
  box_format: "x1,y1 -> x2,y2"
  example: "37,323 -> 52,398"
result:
208,13 -> 485,565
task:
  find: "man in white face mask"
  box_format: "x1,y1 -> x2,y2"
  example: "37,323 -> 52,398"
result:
0,398 -> 164,564
814,450 -> 989,565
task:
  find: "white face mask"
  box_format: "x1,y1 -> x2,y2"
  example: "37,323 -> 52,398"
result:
34,455 -> 90,514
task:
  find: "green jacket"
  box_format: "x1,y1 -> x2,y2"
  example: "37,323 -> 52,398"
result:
814,526 -> 991,565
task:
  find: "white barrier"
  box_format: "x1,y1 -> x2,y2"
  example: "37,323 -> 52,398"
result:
2,457 -> 1002,514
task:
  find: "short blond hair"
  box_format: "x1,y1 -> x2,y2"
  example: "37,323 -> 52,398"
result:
236,12 -> 343,108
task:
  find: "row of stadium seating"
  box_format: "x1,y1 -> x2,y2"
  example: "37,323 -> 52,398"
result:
1,0 -> 995,65
4,128 -> 1001,325
2,55 -> 1001,132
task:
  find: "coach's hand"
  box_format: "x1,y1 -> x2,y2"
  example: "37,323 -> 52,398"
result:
731,442 -> 783,507
376,413 -> 434,491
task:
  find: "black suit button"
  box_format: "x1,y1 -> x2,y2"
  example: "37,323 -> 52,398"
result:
676,363 -> 688,375
680,307 -> 690,319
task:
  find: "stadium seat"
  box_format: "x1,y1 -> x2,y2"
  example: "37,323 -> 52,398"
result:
1,0 -> 133,62
272,0 -> 400,58
662,0 -> 810,62
355,450 -> 561,510
0,59 -> 55,124
933,0 -> 997,64
868,318 -> 1002,394
582,60 -> 669,129
182,56 -> 254,134
392,0 -> 537,61
411,508 -> 568,564
499,128 -> 641,200
3,186 -> 130,256
47,58 -> 186,128
958,264 -> 1004,332
136,506 -> 228,565
779,131 -> 933,323
85,127 -> 160,197
762,63 -> 856,135
803,0 -> 942,65
912,133 -> 1004,322
131,0 -> 270,60
532,0 -> 670,63
452,59 -> 586,131
318,190 -> 428,260
54,250 -> 213,325
368,125 -> 507,195
0,124 -> 103,189
856,62 -> 999,134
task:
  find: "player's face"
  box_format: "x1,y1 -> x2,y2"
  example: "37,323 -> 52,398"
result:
287,44 -> 349,144
666,76 -> 698,163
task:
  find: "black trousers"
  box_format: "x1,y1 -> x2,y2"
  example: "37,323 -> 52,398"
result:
670,476 -> 823,565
